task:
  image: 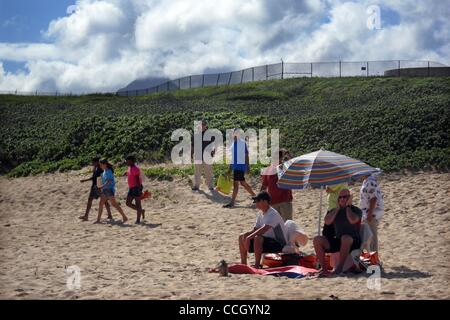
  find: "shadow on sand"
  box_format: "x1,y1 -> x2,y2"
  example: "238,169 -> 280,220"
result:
381,266 -> 431,279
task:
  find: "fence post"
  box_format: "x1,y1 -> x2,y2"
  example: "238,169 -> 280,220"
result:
339,60 -> 342,78
167,82 -> 170,92
178,78 -> 181,89
427,61 -> 430,76
398,60 -> 401,77
310,63 -> 313,77
240,70 -> 244,84
281,61 -> 284,79
202,74 -> 205,87
252,67 -> 254,81
228,72 -> 232,85
216,74 -> 220,86
265,65 -> 268,80
367,61 -> 369,77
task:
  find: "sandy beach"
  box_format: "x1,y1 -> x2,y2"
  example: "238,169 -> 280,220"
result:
0,170 -> 449,300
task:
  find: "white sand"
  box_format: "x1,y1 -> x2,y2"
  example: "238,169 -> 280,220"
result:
0,170 -> 449,299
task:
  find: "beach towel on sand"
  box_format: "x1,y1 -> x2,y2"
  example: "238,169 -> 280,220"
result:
227,264 -> 318,279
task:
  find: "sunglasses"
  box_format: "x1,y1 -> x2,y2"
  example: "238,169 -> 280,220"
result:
338,195 -> 350,200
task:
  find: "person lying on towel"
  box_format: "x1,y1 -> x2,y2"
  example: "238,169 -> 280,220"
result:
313,189 -> 362,275
238,191 -> 288,268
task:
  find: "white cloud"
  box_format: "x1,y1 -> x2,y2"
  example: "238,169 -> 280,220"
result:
0,0 -> 448,93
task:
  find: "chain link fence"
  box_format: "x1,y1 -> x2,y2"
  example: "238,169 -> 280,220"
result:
117,60 -> 448,97
0,60 -> 447,97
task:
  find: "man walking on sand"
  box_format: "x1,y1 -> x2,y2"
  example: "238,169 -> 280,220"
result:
79,157 -> 112,221
125,155 -> 145,224
191,119 -> 215,191
223,130 -> 255,208
238,191 -> 288,268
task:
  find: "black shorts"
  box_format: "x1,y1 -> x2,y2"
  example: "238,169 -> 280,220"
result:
89,185 -> 100,199
233,170 -> 245,181
326,236 -> 361,253
128,185 -> 143,198
248,237 -> 284,254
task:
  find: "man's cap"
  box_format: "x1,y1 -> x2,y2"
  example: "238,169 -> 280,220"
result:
252,191 -> 271,203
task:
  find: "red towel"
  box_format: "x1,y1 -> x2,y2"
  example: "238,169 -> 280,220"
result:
228,264 -> 318,278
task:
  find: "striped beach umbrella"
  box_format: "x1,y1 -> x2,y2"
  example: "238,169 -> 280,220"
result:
276,149 -> 380,234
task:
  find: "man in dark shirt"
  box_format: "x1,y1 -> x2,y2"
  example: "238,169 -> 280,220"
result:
313,189 -> 362,275
192,119 -> 215,191
79,158 -> 111,221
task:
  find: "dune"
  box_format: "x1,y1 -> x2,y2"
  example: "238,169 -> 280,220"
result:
0,169 -> 449,299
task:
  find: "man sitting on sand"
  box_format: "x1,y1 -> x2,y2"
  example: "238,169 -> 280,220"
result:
313,189 -> 362,275
238,191 -> 288,268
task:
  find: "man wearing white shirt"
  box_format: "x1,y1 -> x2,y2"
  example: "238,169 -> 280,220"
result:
238,191 -> 288,268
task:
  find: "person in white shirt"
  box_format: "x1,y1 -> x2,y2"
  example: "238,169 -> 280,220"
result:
359,173 -> 384,252
238,191 -> 288,268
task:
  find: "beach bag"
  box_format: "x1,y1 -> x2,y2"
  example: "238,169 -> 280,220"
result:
140,190 -> 151,200
263,253 -> 283,268
216,174 -> 232,195
299,255 -> 317,269
299,254 -> 332,270
360,251 -> 380,267
281,253 -> 302,266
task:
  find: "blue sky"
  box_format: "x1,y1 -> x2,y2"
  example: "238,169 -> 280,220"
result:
0,0 -> 74,72
0,0 -> 448,93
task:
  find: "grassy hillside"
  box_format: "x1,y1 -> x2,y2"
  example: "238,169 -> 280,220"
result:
1,77 -> 449,177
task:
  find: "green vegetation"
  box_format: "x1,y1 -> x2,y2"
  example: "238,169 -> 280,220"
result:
1,77 -> 449,177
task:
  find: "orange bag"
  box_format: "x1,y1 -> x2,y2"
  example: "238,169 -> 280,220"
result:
299,255 -> 317,269
360,251 -> 380,266
299,254 -> 332,270
263,253 -> 283,268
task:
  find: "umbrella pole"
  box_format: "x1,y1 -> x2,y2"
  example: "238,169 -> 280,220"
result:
317,186 -> 324,236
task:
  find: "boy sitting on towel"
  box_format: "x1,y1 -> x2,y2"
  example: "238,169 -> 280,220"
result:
238,191 -> 288,268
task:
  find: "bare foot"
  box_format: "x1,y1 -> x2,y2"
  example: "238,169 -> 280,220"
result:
315,268 -> 332,277
122,217 -> 128,223
93,220 -> 101,224
141,210 -> 145,220
107,215 -> 113,220
79,215 -> 87,220
333,266 -> 343,275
